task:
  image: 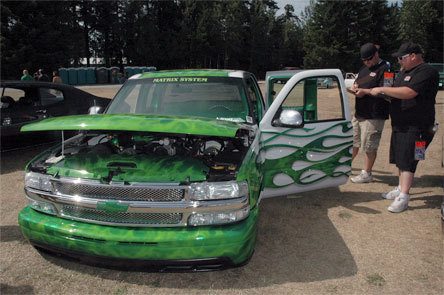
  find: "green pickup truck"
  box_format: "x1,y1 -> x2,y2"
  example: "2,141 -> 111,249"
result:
19,69 -> 352,270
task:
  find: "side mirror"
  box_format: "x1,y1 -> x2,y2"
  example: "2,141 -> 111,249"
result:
89,106 -> 102,115
273,109 -> 304,127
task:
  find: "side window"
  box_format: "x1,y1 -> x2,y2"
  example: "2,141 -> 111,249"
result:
246,77 -> 263,121
124,83 -> 141,112
39,88 -> 64,106
2,88 -> 25,102
280,76 -> 344,122
269,78 -> 288,102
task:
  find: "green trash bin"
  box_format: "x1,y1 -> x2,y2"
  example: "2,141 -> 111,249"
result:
124,66 -> 135,78
67,68 -> 78,85
77,68 -> 87,85
58,68 -> 68,84
86,67 -> 96,84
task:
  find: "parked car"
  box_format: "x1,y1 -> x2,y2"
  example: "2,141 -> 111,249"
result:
1,81 -> 109,150
429,63 -> 443,89
317,77 -> 334,88
18,69 -> 352,270
344,73 -> 357,88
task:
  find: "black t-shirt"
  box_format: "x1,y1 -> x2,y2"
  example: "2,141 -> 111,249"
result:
354,60 -> 390,119
390,63 -> 438,128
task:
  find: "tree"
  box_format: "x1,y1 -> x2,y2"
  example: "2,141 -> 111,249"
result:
1,1 -> 79,79
399,0 -> 442,62
247,0 -> 278,77
303,0 -> 396,72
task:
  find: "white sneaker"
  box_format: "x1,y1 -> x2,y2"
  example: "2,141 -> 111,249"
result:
381,186 -> 401,200
350,170 -> 373,183
388,194 -> 409,213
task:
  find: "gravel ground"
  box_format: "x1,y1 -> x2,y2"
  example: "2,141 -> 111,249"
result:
1,84 -> 442,295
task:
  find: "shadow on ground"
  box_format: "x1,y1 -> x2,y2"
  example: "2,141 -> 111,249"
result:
0,284 -> 35,295
0,225 -> 26,243
372,174 -> 443,188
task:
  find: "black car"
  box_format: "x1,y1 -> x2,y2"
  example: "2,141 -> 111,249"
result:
1,81 -> 109,150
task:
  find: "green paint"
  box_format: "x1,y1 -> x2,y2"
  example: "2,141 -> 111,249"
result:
96,201 -> 129,213
138,69 -> 234,79
21,114 -> 242,138
46,153 -> 209,182
18,69 -> 353,267
19,206 -> 258,265
261,122 -> 353,188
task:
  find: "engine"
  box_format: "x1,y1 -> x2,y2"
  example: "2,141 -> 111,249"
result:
35,131 -> 252,182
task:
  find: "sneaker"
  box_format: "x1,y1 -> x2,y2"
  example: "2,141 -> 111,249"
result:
388,194 -> 409,213
381,186 -> 401,200
350,170 -> 373,183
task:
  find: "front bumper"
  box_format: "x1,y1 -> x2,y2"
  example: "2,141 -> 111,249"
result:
18,205 -> 258,267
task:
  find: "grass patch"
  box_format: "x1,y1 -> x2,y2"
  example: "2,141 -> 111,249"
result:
366,273 -> 386,286
113,286 -> 127,295
325,285 -> 338,293
338,210 -> 352,220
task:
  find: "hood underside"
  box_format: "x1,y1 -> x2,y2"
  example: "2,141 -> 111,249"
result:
21,114 -> 244,138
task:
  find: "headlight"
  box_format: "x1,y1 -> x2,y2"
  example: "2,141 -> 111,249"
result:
29,199 -> 57,215
188,206 -> 250,226
188,181 -> 248,200
25,172 -> 53,192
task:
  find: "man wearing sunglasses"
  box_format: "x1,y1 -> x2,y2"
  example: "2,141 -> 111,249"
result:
349,43 -> 390,184
366,42 -> 439,213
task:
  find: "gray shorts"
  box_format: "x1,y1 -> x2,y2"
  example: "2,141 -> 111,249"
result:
352,116 -> 385,152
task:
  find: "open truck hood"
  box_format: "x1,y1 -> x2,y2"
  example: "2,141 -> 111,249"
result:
21,114 -> 245,138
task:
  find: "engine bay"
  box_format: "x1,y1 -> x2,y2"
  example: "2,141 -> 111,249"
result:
29,130 -> 253,182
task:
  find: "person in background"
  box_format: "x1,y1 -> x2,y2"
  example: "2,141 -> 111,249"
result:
21,69 -> 34,81
37,69 -> 50,82
365,42 -> 439,213
118,71 -> 127,84
52,70 -> 62,83
349,43 -> 390,183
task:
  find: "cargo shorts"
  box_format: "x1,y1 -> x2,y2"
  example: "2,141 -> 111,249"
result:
352,115 -> 385,153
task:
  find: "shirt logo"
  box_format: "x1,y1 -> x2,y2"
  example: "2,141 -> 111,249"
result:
404,76 -> 411,81
369,72 -> 376,77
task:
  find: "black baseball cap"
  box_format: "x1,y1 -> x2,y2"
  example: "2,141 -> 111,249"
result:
360,43 -> 378,59
392,42 -> 423,58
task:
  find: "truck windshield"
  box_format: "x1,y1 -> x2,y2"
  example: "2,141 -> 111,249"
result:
106,77 -> 250,122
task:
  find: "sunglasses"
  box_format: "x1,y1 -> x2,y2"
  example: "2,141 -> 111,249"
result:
361,54 -> 374,62
397,53 -> 411,61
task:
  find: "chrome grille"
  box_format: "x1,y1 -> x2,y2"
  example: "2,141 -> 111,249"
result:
52,181 -> 184,202
61,205 -> 183,225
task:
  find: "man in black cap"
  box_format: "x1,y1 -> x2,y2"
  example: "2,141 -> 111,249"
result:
366,41 -> 439,213
349,43 -> 390,184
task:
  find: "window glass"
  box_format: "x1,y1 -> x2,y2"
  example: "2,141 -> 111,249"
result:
246,78 -> 261,121
2,88 -> 25,102
270,79 -> 288,102
107,77 -> 249,122
280,76 -> 343,122
39,88 -> 64,106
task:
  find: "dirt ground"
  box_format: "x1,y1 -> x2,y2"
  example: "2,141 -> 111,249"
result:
1,83 -> 443,295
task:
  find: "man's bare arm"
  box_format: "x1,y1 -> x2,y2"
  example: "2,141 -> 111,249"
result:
369,86 -> 417,100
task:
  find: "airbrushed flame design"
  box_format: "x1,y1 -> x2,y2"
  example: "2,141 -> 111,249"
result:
261,122 -> 352,188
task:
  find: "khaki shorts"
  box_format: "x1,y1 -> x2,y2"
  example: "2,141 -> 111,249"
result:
352,116 -> 385,152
